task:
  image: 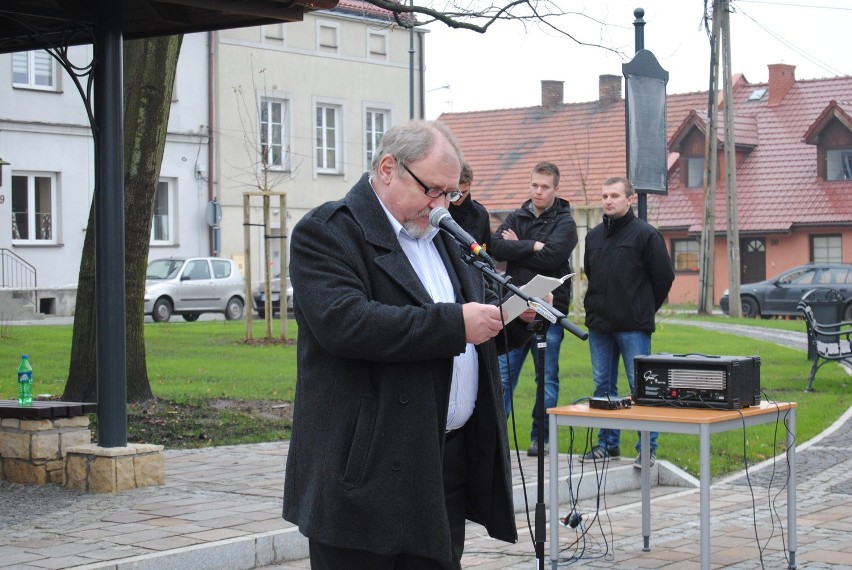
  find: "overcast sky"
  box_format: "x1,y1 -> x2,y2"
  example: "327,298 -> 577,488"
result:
423,0 -> 852,118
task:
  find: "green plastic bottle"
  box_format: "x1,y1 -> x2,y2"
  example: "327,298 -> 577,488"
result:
17,355 -> 33,407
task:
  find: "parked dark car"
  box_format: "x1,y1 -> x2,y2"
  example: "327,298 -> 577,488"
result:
144,257 -> 245,322
719,262 -> 852,319
252,274 -> 293,318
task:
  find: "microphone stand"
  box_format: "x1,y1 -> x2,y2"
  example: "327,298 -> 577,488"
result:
457,251 -> 588,570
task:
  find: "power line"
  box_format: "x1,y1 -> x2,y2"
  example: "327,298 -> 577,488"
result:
733,3 -> 847,77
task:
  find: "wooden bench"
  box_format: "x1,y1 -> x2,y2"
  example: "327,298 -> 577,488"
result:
797,300 -> 852,391
0,400 -> 97,484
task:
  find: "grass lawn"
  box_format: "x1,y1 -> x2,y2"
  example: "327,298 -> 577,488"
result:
1,312 -> 849,478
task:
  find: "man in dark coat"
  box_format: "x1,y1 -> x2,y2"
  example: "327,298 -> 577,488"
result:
448,161 -> 492,253
581,176 -> 675,468
283,120 -> 534,570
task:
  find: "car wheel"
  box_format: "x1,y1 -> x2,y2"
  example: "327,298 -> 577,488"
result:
152,298 -> 173,322
741,297 -> 759,318
182,313 -> 201,322
225,297 -> 244,320
256,309 -> 265,319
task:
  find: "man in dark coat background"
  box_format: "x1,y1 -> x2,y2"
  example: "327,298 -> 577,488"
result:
283,120 -> 535,570
448,161 -> 492,254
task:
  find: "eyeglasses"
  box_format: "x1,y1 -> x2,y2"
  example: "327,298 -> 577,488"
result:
399,161 -> 463,202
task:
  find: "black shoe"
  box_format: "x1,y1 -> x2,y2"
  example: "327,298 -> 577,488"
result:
527,441 -> 549,457
579,445 -> 620,462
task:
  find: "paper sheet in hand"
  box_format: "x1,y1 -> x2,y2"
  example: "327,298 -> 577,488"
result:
500,273 -> 574,323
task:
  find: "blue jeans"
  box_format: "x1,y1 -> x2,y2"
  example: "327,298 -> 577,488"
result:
589,329 -> 658,453
500,324 -> 564,443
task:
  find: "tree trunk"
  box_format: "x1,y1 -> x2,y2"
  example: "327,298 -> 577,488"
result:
63,35 -> 183,403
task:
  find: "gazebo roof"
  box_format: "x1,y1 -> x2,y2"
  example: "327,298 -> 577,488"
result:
0,0 -> 338,54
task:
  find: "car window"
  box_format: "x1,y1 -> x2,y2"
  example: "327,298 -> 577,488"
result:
184,260 -> 211,280
822,267 -> 851,284
779,268 -> 816,285
212,260 -> 232,279
147,259 -> 183,279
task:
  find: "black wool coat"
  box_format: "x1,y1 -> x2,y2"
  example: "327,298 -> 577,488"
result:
282,173 -> 530,565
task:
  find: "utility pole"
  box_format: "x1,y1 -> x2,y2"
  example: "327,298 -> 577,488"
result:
698,2 -> 721,314
721,0 -> 742,317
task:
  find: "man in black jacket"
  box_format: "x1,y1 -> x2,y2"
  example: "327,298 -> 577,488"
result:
581,177 -> 675,468
491,161 -> 578,456
449,162 -> 491,253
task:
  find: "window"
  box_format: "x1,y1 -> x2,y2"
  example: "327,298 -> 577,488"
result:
12,50 -> 57,90
318,22 -> 339,53
365,108 -> 389,167
263,24 -> 284,46
211,259 -> 233,279
826,149 -> 852,181
672,238 -> 699,272
151,180 -> 175,244
184,259 -> 211,280
260,98 -> 290,170
683,156 -> 704,188
316,103 -> 342,173
811,235 -> 841,263
11,173 -> 57,243
368,31 -> 387,59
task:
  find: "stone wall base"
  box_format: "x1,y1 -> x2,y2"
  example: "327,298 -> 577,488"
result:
65,443 -> 165,493
1,416 -> 92,484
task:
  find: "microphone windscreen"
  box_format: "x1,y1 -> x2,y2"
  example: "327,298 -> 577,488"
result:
429,207 -> 451,229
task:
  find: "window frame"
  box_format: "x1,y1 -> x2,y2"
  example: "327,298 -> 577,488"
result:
672,238 -> 700,273
683,156 -> 705,188
826,148 -> 852,181
368,30 -> 388,60
811,234 -> 842,263
259,96 -> 291,171
151,179 -> 177,246
314,99 -> 344,175
364,106 -> 391,169
12,50 -> 58,91
11,171 -> 58,245
317,20 -> 340,54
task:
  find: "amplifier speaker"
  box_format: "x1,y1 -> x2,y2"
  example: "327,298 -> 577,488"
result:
633,354 -> 760,410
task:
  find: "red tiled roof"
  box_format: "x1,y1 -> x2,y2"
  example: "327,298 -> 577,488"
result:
438,72 -> 852,234
654,75 -> 852,233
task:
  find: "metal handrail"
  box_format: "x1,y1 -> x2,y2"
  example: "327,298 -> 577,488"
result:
0,248 -> 37,307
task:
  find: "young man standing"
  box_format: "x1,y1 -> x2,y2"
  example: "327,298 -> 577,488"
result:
581,177 -> 675,467
491,161 -> 578,456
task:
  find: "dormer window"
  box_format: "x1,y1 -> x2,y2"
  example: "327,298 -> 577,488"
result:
683,156 -> 704,188
826,148 -> 852,180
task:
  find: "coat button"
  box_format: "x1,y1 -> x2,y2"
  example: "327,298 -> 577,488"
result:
399,395 -> 410,404
392,462 -> 402,471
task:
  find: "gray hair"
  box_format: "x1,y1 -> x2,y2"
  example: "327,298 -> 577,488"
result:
370,120 -> 463,175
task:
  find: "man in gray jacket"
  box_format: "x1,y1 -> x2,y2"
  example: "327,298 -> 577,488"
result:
283,120 -> 535,569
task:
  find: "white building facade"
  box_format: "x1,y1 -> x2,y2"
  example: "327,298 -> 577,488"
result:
0,1 -> 425,318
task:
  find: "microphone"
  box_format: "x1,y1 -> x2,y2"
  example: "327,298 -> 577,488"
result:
429,207 -> 495,266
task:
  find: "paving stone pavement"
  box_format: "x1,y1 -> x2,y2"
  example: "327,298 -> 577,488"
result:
2,320 -> 851,569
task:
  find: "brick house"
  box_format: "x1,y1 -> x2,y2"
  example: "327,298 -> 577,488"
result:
438,64 -> 852,308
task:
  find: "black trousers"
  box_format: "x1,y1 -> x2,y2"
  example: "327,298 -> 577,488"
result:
308,427 -> 468,570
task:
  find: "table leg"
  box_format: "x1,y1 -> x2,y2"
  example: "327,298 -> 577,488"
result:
699,423 -> 711,570
787,408 -> 797,569
550,413 -> 559,569
641,430 -> 651,551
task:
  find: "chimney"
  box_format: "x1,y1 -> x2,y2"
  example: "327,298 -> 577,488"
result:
599,74 -> 622,106
541,80 -> 564,109
768,63 -> 796,107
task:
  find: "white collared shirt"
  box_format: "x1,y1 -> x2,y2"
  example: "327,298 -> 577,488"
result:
374,187 -> 479,431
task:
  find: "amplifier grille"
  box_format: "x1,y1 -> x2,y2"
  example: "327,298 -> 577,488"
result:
668,368 -> 726,389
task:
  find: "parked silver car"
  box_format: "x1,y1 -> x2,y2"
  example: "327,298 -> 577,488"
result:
144,257 -> 245,322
